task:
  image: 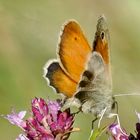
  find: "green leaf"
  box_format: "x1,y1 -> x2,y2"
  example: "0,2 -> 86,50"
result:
89,126 -> 107,140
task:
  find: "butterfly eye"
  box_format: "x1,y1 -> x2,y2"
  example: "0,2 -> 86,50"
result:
100,31 -> 105,40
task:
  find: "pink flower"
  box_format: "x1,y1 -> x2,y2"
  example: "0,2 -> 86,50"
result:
109,124 -> 129,140
129,111 -> 140,140
16,134 -> 29,140
31,98 -> 49,122
4,110 -> 26,129
5,98 -> 74,140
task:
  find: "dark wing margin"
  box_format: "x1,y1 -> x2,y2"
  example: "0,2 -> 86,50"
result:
44,60 -> 77,97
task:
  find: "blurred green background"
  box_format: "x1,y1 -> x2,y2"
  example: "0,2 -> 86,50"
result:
1,0 -> 140,139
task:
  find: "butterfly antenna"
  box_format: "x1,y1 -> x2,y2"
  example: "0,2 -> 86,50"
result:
114,93 -> 140,97
72,108 -> 81,116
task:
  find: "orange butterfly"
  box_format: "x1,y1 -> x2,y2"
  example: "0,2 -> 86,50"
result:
44,16 -> 115,117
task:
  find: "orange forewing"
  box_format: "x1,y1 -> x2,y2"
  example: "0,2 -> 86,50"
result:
92,16 -> 111,86
46,61 -> 77,97
93,38 -> 109,65
58,21 -> 92,83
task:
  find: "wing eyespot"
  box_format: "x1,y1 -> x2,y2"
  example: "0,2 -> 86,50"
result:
100,31 -> 105,40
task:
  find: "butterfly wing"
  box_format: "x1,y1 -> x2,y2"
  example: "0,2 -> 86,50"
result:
44,21 -> 92,97
75,52 -> 113,115
58,21 -> 92,82
75,52 -> 107,101
92,15 -> 112,88
93,16 -> 110,64
44,61 -> 77,97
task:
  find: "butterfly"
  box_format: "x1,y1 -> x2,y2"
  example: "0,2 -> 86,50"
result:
44,15 -> 115,118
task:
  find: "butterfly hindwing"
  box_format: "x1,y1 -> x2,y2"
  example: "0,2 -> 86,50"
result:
75,52 -> 106,100
44,61 -> 77,97
75,52 -> 113,115
75,16 -> 111,99
92,16 -> 112,88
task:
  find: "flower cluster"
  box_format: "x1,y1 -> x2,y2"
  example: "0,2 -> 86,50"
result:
108,112 -> 140,140
4,97 -> 140,140
109,123 -> 129,140
4,98 -> 74,140
128,112 -> 140,140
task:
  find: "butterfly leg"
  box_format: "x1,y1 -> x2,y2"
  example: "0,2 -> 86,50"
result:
97,107 -> 107,128
72,107 -> 82,116
108,113 -> 120,126
110,97 -> 119,124
111,97 -> 117,110
62,97 -> 82,114
92,117 -> 98,129
91,107 -> 107,129
112,100 -> 118,123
